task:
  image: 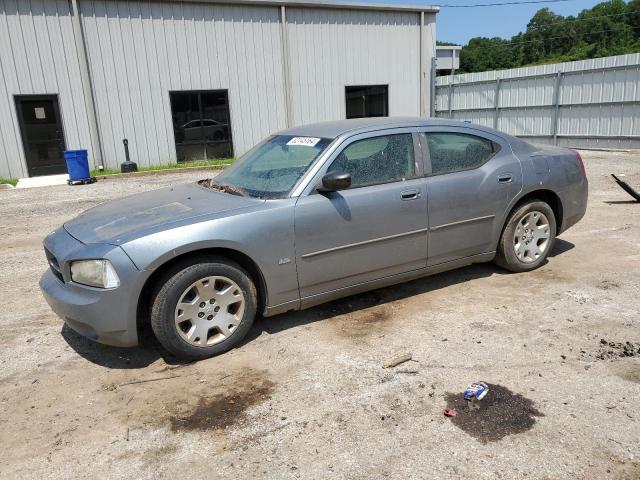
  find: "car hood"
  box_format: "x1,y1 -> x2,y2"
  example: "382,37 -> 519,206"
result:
64,183 -> 263,245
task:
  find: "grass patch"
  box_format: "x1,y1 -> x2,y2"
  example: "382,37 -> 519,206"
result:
0,178 -> 18,187
92,167 -> 120,176
91,158 -> 233,177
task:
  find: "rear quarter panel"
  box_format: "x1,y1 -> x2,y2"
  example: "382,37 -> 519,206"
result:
509,141 -> 588,234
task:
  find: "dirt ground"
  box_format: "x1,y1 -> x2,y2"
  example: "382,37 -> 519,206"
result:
0,151 -> 639,479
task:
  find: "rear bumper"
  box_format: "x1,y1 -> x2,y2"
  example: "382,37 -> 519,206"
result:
558,176 -> 588,234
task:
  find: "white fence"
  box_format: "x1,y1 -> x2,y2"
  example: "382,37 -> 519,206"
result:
434,53 -> 640,149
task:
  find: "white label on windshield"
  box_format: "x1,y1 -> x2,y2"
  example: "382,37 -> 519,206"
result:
287,137 -> 320,147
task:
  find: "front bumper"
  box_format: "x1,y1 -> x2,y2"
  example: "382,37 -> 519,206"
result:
39,228 -> 146,347
40,269 -> 138,347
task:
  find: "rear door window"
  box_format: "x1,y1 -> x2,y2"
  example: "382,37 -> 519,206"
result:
425,133 -> 497,175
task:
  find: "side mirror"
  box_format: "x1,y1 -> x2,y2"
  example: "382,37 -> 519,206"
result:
317,171 -> 351,192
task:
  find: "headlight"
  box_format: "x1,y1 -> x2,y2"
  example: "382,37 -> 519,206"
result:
70,260 -> 120,288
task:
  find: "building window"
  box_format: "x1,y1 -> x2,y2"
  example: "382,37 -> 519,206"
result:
170,90 -> 233,162
345,85 -> 388,119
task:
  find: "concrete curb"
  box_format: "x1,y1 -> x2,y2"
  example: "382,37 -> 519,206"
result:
95,164 -> 230,181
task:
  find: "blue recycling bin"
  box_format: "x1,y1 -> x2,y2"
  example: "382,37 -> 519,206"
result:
64,149 -> 93,184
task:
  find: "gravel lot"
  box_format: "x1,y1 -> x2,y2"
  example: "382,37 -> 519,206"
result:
0,151 -> 639,479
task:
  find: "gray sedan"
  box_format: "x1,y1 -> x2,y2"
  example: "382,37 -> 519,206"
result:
40,118 -> 588,360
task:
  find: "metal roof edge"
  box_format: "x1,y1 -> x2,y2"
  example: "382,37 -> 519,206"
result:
151,0 -> 440,13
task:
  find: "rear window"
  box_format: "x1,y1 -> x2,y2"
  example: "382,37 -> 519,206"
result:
426,133 -> 497,175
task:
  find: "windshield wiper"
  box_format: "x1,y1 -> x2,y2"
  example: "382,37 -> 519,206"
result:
198,179 -> 247,197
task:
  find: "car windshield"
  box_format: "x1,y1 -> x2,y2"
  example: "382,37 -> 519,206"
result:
208,135 -> 333,199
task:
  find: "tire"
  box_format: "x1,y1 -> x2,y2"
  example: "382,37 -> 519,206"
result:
150,257 -> 257,360
494,200 -> 556,273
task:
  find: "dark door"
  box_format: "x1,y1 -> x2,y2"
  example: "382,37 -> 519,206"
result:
15,96 -> 66,177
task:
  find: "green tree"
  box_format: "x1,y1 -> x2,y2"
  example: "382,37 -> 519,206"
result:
629,0 -> 640,32
452,0 -> 640,73
459,37 -> 520,72
521,8 -> 567,63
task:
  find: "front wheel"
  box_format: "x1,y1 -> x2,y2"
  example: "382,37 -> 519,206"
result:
494,200 -> 556,273
150,258 -> 257,360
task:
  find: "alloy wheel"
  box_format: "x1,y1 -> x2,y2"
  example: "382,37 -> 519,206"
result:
513,211 -> 551,263
174,276 -> 245,346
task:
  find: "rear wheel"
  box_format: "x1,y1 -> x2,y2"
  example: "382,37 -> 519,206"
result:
495,200 -> 556,273
150,258 -> 257,360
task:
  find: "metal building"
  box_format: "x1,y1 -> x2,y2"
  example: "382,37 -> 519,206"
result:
435,45 -> 460,75
0,0 -> 438,179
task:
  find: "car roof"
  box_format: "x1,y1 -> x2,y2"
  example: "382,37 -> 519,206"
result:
276,117 -> 512,140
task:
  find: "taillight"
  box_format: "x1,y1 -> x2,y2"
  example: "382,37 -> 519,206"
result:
569,148 -> 586,178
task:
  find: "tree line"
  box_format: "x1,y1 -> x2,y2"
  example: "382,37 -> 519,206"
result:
442,0 -> 640,73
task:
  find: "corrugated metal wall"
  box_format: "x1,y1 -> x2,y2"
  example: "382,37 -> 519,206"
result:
0,0 -> 96,178
0,0 -> 436,178
286,8 -> 425,124
435,53 -> 640,149
79,0 -> 287,168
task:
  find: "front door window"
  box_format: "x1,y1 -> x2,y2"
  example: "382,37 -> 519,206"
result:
327,133 -> 416,188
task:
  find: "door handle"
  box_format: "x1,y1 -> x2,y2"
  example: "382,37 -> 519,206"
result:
498,174 -> 513,184
401,189 -> 421,200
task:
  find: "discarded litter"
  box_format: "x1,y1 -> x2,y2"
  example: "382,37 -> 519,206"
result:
464,382 -> 489,401
442,408 -> 458,417
464,382 -> 489,410
611,174 -> 640,202
382,353 -> 412,369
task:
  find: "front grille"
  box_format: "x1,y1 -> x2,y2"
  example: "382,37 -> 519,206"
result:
44,247 -> 64,283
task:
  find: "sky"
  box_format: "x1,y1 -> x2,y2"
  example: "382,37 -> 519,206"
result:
377,0 -> 606,45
